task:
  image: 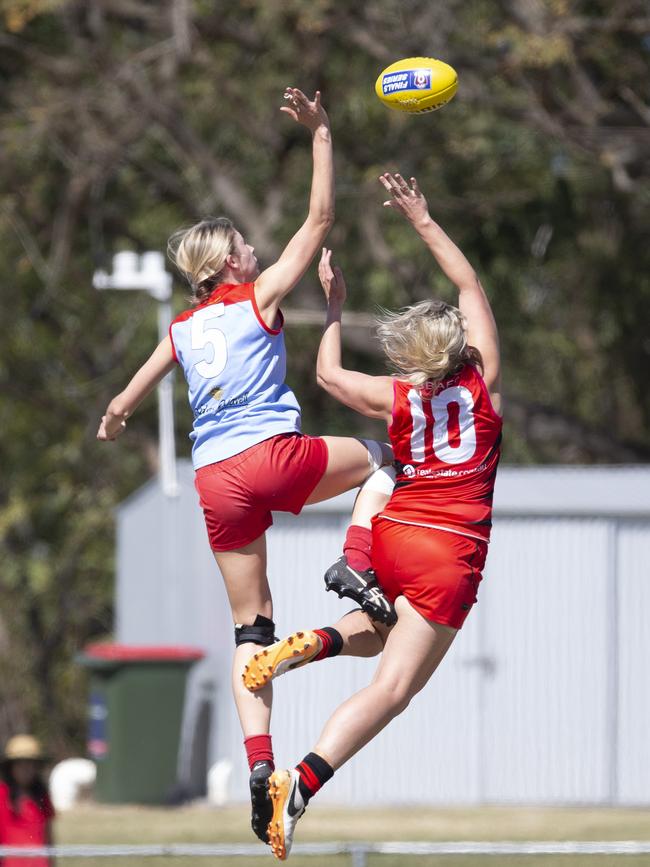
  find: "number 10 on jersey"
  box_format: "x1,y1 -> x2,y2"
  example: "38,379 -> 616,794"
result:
408,385 -> 477,465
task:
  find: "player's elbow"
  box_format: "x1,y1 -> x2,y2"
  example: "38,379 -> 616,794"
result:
316,365 -> 339,394
308,208 -> 335,235
322,208 -> 335,229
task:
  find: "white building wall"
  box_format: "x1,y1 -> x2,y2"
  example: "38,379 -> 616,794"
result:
115,464 -> 650,806
479,518 -> 612,803
616,521 -> 650,804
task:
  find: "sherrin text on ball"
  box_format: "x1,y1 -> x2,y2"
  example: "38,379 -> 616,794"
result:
375,57 -> 458,113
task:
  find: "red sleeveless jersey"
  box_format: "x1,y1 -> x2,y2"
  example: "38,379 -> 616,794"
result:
380,364 -> 502,542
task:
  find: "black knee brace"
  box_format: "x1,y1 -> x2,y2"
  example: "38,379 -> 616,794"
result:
234,614 -> 277,648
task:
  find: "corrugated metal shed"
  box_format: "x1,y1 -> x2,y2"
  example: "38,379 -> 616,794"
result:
115,463 -> 650,805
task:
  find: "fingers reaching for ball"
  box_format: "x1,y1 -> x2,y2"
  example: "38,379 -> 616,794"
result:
379,172 -> 429,223
282,87 -> 309,114
394,173 -> 411,194
281,87 -> 329,132
379,171 -> 415,197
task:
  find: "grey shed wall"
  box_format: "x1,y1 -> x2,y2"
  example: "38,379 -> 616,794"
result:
115,463 -> 650,806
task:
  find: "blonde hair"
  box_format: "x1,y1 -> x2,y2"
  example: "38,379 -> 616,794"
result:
376,299 -> 479,387
167,217 -> 236,304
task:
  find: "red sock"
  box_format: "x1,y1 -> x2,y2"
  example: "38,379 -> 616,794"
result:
244,734 -> 274,771
343,525 -> 373,571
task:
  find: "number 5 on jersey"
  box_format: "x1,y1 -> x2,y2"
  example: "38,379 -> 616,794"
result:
191,304 -> 228,379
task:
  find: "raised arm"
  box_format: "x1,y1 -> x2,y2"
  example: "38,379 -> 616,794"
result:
380,173 -> 501,410
254,88 -> 334,322
316,249 -> 393,421
97,336 -> 176,441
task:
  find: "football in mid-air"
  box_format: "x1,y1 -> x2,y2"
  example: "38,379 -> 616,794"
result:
375,57 -> 458,113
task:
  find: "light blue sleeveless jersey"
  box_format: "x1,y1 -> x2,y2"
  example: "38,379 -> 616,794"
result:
169,282 -> 301,469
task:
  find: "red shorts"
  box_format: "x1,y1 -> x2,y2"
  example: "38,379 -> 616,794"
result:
195,433 -> 328,552
371,518 -> 488,629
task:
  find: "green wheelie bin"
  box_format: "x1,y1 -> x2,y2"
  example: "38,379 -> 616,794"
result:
79,643 -> 204,804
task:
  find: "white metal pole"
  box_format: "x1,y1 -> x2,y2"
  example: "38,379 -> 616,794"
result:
157,300 -> 179,498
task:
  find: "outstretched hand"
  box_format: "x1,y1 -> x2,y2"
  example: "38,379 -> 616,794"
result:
281,87 -> 330,132
379,172 -> 430,224
97,414 -> 126,441
318,248 -> 347,306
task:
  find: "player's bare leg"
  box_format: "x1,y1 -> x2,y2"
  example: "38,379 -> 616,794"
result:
338,608 -> 390,657
304,435 -> 392,503
313,596 -> 456,767
213,534 -> 276,843
266,597 -> 455,858
214,536 -> 274,737
347,471 -> 394,530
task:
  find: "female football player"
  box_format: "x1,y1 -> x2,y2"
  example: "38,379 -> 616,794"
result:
96,88 -> 393,842
244,172 -> 502,861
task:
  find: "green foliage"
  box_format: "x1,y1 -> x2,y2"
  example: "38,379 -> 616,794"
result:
0,0 -> 648,752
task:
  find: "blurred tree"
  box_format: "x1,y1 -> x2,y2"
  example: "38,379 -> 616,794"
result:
0,0 -> 648,751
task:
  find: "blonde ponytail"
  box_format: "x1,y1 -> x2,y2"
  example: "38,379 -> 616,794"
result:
168,217 -> 236,304
376,300 -> 480,387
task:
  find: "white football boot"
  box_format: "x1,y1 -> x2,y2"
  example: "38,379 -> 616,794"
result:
267,768 -> 306,861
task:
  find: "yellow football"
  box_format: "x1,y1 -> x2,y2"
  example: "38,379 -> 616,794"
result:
375,57 -> 458,114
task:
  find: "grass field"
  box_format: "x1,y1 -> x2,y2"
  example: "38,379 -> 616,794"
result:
51,803 -> 650,867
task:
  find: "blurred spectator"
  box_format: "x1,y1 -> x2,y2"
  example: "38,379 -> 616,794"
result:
0,736 -> 54,867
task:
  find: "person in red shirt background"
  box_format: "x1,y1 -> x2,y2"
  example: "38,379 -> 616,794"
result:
0,736 -> 54,867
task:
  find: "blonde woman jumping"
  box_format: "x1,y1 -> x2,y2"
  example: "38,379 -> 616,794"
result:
243,172 -> 502,860
97,89 -> 394,842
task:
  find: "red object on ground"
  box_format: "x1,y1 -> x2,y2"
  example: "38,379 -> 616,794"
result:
0,781 -> 54,867
82,644 -> 204,662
